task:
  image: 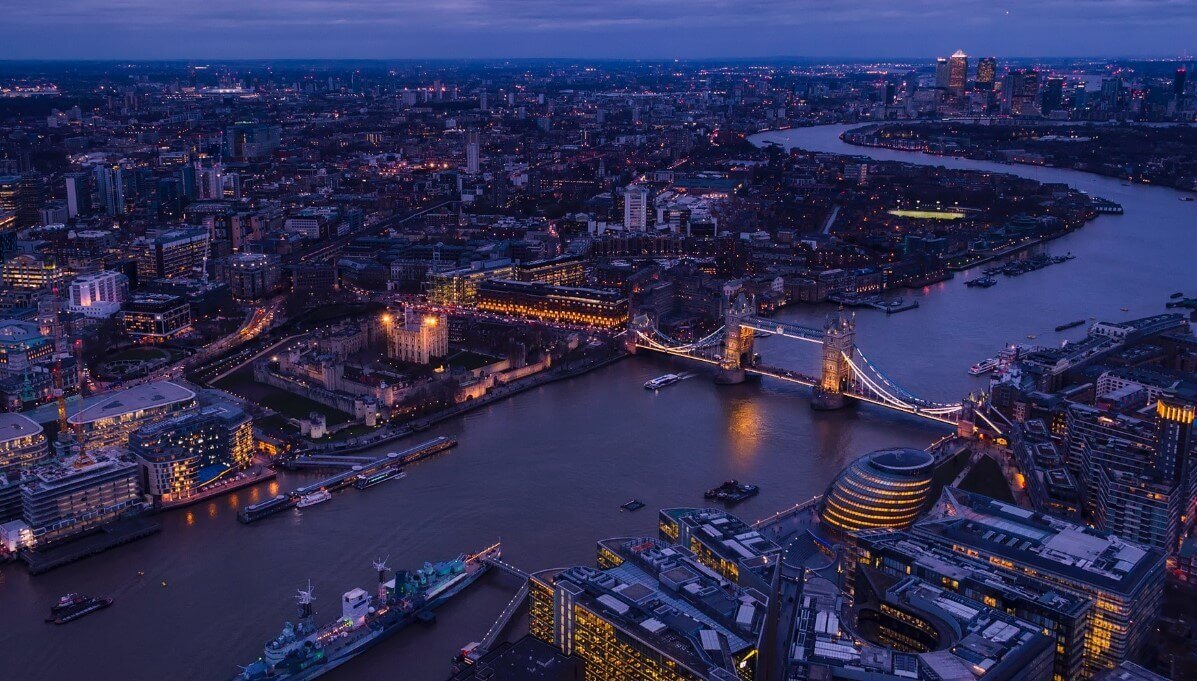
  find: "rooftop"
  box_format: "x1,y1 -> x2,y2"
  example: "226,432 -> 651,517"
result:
914,488 -> 1165,595
536,536 -> 766,677
0,412 -> 43,443
0,319 -> 47,345
68,381 -> 196,426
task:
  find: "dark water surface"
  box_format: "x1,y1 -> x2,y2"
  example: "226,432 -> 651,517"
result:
2,123 -> 1192,681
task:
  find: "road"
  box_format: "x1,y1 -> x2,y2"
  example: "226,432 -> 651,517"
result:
116,295 -> 286,389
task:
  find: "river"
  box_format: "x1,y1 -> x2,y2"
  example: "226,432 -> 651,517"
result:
1,123 -> 1192,681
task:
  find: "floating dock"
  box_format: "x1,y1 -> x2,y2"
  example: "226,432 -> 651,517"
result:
238,437 -> 457,523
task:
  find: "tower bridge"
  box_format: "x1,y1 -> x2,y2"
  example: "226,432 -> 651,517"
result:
630,286 -> 1003,434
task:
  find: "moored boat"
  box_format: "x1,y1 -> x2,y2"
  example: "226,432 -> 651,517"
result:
234,545 -> 500,681
45,593 -> 112,624
968,358 -> 999,376
296,490 -> 332,508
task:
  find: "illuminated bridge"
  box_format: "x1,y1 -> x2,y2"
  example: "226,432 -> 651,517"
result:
630,284 -> 1003,433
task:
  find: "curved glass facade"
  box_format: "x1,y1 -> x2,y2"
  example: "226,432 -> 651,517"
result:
820,447 -> 935,534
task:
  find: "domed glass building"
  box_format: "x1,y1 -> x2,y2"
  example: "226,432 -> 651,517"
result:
819,447 -> 935,534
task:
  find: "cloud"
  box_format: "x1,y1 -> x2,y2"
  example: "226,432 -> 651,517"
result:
2,0 -> 1194,58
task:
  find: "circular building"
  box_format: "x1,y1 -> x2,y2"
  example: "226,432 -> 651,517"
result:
819,447 -> 935,535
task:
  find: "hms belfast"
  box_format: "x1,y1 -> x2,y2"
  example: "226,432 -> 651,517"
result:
235,544 -> 500,680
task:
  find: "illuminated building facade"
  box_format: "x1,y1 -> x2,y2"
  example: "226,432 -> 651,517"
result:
20,450 -> 145,547
427,261 -> 515,306
476,280 -> 628,329
122,294 -> 191,340
529,536 -> 765,681
137,227 -> 209,281
0,413 -> 49,476
516,255 -> 586,287
849,528 -> 1092,681
913,488 -> 1165,677
386,310 -> 448,365
819,447 -> 934,534
976,57 -> 998,90
0,320 -> 53,377
658,507 -> 780,593
130,403 -> 254,505
67,381 -> 198,449
623,184 -> 649,231
68,270 -> 128,318
1,253 -> 65,291
948,49 -> 969,97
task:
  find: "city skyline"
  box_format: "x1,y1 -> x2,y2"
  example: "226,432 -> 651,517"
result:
2,0 -> 1196,60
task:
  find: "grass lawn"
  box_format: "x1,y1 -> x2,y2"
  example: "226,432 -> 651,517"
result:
107,347 -> 170,362
445,350 -> 503,372
888,209 -> 966,220
216,367 -> 351,425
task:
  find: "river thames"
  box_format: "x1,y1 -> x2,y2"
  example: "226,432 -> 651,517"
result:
1,123 -> 1193,681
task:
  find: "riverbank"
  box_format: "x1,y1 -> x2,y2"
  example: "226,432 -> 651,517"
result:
302,349 -> 629,455
840,122 -> 1197,194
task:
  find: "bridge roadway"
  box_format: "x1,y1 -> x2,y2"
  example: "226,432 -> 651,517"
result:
633,343 -> 960,427
739,317 -> 823,343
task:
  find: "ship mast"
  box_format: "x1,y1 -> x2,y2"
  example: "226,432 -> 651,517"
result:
296,581 -> 315,620
373,557 -> 390,601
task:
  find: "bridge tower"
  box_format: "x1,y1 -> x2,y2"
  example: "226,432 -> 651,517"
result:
812,310 -> 855,410
626,313 -> 653,354
957,393 -> 978,438
715,284 -> 755,384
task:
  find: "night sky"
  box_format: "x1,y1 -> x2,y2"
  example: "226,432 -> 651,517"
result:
2,0 -> 1195,60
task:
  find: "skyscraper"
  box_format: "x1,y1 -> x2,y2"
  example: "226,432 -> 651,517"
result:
93,164 -> 126,217
16,173 -> 46,228
1043,77 -> 1065,113
64,172 -> 92,218
976,57 -> 997,90
948,49 -> 968,96
934,57 -> 950,89
195,162 -> 223,200
1003,69 -> 1041,115
1154,396 -> 1194,488
622,184 -> 648,231
464,130 -> 480,175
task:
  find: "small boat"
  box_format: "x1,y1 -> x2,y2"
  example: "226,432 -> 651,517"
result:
964,276 -> 997,288
644,374 -> 681,390
1180,196 -> 1194,202
1170,292 -> 1184,299
296,489 -> 332,508
1027,334 -> 1037,340
704,480 -> 760,504
46,594 -> 112,624
1055,320 -> 1085,332
621,499 -> 645,512
353,469 -> 406,490
969,358 -> 1000,376
1120,307 -> 1129,312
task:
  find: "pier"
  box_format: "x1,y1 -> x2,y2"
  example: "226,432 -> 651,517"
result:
238,437 -> 457,523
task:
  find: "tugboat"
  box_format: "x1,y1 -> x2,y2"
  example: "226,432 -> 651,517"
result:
704,480 -> 760,504
45,593 -> 113,624
235,545 -> 500,681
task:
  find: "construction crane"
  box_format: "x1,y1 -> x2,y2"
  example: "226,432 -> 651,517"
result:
47,283 -> 68,433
